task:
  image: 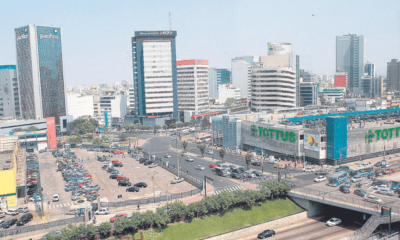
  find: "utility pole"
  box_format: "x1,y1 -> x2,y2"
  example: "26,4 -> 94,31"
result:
204,176 -> 214,197
261,148 -> 264,173
176,136 -> 180,177
212,130 -> 214,162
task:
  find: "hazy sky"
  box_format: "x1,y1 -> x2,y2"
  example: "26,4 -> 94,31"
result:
1,0 -> 399,86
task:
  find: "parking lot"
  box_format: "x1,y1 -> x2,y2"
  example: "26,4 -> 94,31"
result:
37,148 -> 197,220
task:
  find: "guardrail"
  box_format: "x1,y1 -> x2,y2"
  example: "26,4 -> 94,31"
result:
0,216 -> 84,238
97,189 -> 201,209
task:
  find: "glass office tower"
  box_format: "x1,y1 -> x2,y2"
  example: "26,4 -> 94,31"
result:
15,25 -> 66,124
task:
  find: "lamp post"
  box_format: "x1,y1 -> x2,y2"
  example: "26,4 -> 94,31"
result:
146,171 -> 158,199
171,136 -> 180,177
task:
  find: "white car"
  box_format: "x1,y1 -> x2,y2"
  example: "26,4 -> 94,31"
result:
374,185 -> 390,191
314,176 -> 326,182
364,195 -> 382,203
171,177 -> 184,184
164,154 -> 171,158
29,196 -> 41,202
95,208 -> 110,215
5,209 -> 19,215
268,159 -> 277,164
359,162 -> 371,168
148,163 -> 158,168
17,206 -> 29,213
195,165 -> 205,171
302,167 -> 315,172
326,218 -> 341,226
205,150 -> 213,155
376,189 -> 394,196
350,176 -> 362,182
185,156 -> 194,162
52,194 -> 60,202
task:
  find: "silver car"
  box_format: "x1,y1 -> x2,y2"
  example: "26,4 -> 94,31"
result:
171,177 -> 184,184
195,165 -> 205,171
350,176 -> 362,183
376,189 -> 394,196
185,156 -> 194,162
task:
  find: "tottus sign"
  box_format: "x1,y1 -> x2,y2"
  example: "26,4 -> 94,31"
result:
366,127 -> 400,143
251,124 -> 296,142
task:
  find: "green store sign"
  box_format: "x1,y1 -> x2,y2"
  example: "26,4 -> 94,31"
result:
251,124 -> 296,142
366,127 -> 400,143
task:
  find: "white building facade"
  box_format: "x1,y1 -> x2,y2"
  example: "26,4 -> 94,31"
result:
0,65 -> 21,118
177,60 -> 210,115
66,94 -> 94,120
218,84 -> 241,104
100,91 -> 127,126
231,56 -> 258,104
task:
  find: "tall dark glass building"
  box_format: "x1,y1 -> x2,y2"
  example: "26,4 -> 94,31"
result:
15,25 -> 66,124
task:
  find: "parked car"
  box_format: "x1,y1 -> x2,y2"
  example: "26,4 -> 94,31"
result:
231,173 -> 241,179
359,162 -> 371,168
384,168 -> 395,174
257,229 -> 275,239
339,185 -> 350,194
17,207 -> 29,213
148,163 -> 158,168
314,176 -> 326,182
16,213 -> 33,226
185,156 -> 194,162
376,189 -> 394,196
3,219 -> 18,228
350,176 -> 362,183
364,195 -> 382,203
326,218 -> 341,226
374,185 -> 390,191
126,186 -> 140,192
118,180 -> 132,187
5,209 -> 19,215
113,163 -> 123,167
116,176 -> 129,181
252,171 -> 263,177
134,182 -> 147,188
110,213 -> 128,222
95,208 -> 110,215
195,165 -> 205,171
252,161 -> 261,166
354,189 -> 369,197
171,177 -> 184,184
0,212 -> 5,218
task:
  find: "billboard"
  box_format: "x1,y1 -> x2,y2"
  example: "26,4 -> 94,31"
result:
46,117 -> 57,149
304,133 -> 320,151
334,75 -> 346,88
268,42 -> 292,55
177,60 -> 209,65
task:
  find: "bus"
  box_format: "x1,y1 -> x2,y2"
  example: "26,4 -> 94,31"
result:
349,166 -> 373,178
194,135 -> 212,143
328,171 -> 348,187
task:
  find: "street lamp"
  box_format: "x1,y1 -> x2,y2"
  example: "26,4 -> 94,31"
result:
146,171 -> 158,199
170,137 -> 180,177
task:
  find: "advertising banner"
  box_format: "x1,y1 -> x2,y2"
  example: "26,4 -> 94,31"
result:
46,117 -> 57,149
304,133 -> 320,151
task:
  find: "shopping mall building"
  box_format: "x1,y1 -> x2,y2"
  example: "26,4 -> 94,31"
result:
212,108 -> 400,166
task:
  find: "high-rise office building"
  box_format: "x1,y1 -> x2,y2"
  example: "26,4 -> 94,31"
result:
0,65 -> 21,118
251,42 -> 296,111
361,73 -> 373,98
387,59 -> 400,91
231,56 -> 259,103
336,34 -> 365,94
131,31 -> 178,121
177,60 -> 210,115
299,82 -> 318,107
208,68 -> 231,98
364,62 -> 375,77
300,69 -> 317,83
295,55 -> 300,107
15,25 -> 67,124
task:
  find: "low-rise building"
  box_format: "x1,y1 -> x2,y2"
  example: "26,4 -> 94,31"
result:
67,94 -> 94,120
218,84 -> 241,104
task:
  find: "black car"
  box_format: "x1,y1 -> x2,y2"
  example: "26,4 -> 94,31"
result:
238,167 -> 247,173
339,185 -> 350,194
3,219 -> 17,228
252,171 -> 263,177
372,180 -> 389,187
231,173 -> 241,179
315,170 -> 329,175
118,180 -> 132,187
126,186 -> 140,192
258,229 -> 275,239
354,189 -> 369,197
113,163 -> 123,167
134,182 -> 147,188
139,158 -> 147,164
27,189 -> 40,195
16,213 -> 33,226
87,195 -> 98,202
232,168 -> 241,174
109,174 -> 120,179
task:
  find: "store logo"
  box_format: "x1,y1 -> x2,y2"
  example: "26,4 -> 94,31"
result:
40,33 -> 58,39
365,130 -> 375,143
251,124 -> 257,136
17,34 -> 28,41
269,46 -> 273,51
161,31 -> 173,35
250,124 -> 296,142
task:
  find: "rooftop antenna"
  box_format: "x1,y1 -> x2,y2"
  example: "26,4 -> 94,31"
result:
169,12 -> 172,30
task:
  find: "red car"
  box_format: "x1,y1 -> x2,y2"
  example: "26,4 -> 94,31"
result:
111,160 -> 121,164
252,162 -> 261,166
85,174 -> 92,178
384,168 -> 395,174
86,190 -> 98,197
114,151 -> 123,155
84,180 -> 91,184
116,176 -> 129,181
110,213 -> 127,222
209,163 -> 217,168
27,178 -> 38,182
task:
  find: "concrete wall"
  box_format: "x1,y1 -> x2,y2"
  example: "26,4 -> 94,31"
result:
205,211 -> 307,240
290,197 -> 326,217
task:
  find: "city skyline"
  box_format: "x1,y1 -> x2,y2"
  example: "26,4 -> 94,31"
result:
0,0 -> 399,86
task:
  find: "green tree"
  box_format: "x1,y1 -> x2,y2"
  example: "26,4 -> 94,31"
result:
98,221 -> 112,238
162,124 -> 168,132
24,126 -> 40,132
154,208 -> 171,228
154,124 -> 161,135
68,135 -> 82,145
169,123 -> 176,129
201,117 -> 210,129
182,141 -> 188,152
93,138 -> 102,145
177,122 -> 184,128
124,124 -> 131,132
224,97 -> 238,108
199,144 -> 206,157
118,133 -> 128,141
219,148 -> 226,162
168,201 -> 187,222
245,153 -> 252,169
